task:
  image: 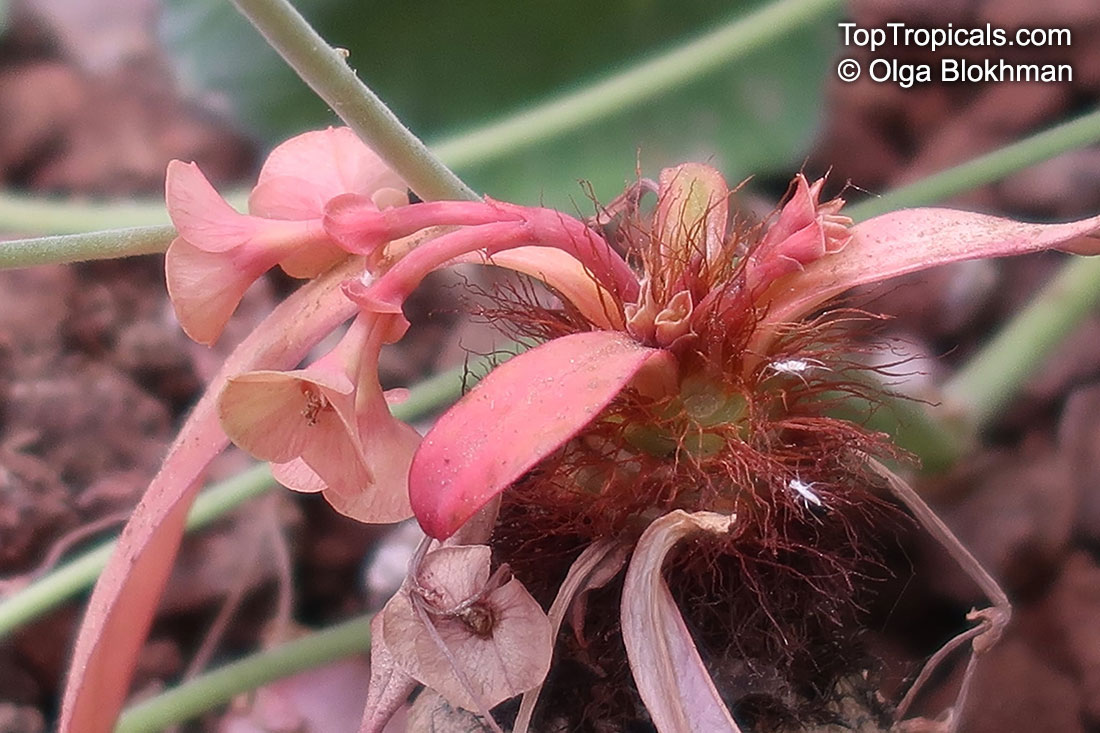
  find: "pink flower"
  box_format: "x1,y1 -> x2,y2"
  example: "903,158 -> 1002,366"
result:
165,127 -> 408,345
218,314 -> 419,523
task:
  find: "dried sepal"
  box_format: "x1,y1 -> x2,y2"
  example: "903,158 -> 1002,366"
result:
357,614 -> 417,733
379,545 -> 553,714
621,510 -> 743,733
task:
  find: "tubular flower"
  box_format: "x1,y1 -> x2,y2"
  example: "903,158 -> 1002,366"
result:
218,314 -> 419,523
165,127 -> 408,345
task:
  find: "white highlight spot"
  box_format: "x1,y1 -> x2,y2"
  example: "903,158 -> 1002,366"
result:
788,478 -> 823,508
768,357 -> 826,376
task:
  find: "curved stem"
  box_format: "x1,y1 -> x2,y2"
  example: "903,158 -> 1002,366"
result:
847,106 -> 1100,221
114,613 -> 374,733
944,255 -> 1100,430
59,257 -> 364,733
0,226 -> 174,269
229,0 -> 478,203
432,0 -> 842,169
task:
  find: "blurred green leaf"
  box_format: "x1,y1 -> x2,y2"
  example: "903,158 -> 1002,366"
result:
160,0 -> 837,205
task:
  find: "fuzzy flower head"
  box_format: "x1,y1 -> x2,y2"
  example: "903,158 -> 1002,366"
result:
379,167 -> 1100,542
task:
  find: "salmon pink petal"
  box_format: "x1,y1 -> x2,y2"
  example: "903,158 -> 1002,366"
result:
165,237 -> 282,345
251,127 -> 405,217
271,459 -> 326,494
475,246 -> 625,330
410,331 -> 677,539
219,367 -> 355,465
249,176 -> 334,221
276,238 -> 350,279
218,315 -> 417,523
322,395 -> 419,524
166,160 -> 256,253
764,208 -> 1100,326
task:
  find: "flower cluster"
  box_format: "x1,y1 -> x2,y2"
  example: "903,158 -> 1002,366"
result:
166,127 -> 1100,730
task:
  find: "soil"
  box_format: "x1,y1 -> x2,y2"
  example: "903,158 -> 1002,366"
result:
2,0 -> 1100,731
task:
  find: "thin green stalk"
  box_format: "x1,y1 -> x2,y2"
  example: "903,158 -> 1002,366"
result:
432,0 -> 843,169
0,189 -> 247,236
114,613 -> 373,733
0,465 -> 274,640
944,256 -> 1100,429
847,106 -> 1100,221
229,0 -> 477,203
0,193 -> 169,232
0,226 -> 174,269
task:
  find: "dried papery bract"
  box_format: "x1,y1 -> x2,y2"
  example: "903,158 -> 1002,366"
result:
621,510 -> 743,733
378,545 -> 553,727
358,614 -> 417,733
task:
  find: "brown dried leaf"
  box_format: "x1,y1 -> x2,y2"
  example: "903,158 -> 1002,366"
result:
621,510 -> 743,733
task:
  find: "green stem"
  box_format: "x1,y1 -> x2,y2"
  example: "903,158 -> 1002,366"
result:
847,106 -> 1100,221
114,613 -> 373,733
0,465 -> 273,640
229,0 -> 477,203
944,256 -> 1100,430
0,226 -> 174,269
432,0 -> 843,169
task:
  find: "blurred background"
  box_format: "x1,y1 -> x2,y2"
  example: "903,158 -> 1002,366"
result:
1,0 -> 1100,730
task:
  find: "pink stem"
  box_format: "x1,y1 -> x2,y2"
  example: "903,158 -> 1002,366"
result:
59,257 -> 365,733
